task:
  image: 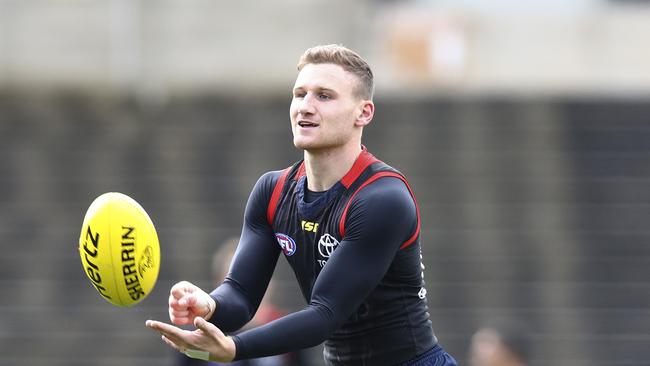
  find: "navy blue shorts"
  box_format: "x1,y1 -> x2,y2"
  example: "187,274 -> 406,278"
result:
396,344 -> 457,366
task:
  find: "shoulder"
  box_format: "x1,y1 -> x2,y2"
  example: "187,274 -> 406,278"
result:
246,169 -> 290,210
355,175 -> 414,203
341,175 -> 418,242
349,175 -> 416,216
253,169 -> 287,193
245,169 -> 291,224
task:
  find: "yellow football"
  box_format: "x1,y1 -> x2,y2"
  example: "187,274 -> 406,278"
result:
79,192 -> 160,307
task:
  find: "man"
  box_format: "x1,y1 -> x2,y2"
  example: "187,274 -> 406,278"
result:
146,44 -> 457,366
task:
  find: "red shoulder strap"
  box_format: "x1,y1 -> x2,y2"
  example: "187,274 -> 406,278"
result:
294,161 -> 306,181
340,148 -> 380,188
266,167 -> 292,227
339,172 -> 421,250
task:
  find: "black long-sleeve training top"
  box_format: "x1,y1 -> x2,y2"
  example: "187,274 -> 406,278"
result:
209,149 -> 437,366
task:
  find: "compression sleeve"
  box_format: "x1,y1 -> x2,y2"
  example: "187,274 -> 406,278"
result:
231,176 -> 417,359
208,171 -> 282,332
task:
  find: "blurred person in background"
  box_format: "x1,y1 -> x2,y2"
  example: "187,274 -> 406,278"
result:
147,44 -> 457,366
468,322 -> 531,366
176,237 -> 306,366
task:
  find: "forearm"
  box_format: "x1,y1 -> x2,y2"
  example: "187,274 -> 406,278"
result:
232,301 -> 336,360
209,280 -> 258,332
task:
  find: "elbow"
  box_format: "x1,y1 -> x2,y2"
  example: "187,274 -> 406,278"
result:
308,300 -> 342,339
217,305 -> 256,333
209,283 -> 259,332
210,297 -> 256,333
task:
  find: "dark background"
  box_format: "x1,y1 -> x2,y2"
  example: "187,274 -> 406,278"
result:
1,93 -> 649,365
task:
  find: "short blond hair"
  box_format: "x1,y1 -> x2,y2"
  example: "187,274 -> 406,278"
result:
297,44 -> 374,100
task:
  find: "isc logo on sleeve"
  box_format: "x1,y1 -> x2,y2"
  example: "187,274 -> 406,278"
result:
301,220 -> 319,233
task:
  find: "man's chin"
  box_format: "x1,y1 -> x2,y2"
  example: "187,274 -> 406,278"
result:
294,139 -> 346,153
293,139 -> 317,150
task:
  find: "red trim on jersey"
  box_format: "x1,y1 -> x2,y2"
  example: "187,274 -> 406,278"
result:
294,162 -> 306,181
399,177 -> 422,249
339,172 -> 421,250
266,167 -> 292,226
340,148 -> 380,189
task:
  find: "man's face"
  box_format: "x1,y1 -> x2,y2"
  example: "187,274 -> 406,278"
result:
289,63 -> 366,151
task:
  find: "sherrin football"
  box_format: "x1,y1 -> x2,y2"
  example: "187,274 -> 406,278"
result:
79,192 -> 160,307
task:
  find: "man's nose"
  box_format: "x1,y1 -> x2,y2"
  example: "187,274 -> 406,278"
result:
297,93 -> 317,114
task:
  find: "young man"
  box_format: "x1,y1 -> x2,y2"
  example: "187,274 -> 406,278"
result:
146,44 -> 457,366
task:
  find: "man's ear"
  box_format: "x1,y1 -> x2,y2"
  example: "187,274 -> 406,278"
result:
355,100 -> 374,127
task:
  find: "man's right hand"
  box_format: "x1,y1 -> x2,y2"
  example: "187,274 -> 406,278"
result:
168,281 -> 216,325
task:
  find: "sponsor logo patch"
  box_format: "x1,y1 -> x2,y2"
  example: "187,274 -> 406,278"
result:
301,220 -> 319,233
275,233 -> 297,256
317,233 -> 340,267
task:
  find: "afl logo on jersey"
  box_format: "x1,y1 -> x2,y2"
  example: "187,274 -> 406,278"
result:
275,233 -> 297,256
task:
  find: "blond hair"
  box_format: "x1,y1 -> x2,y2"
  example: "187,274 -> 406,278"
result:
297,44 -> 374,100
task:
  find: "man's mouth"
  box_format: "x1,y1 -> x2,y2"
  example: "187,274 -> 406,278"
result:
298,121 -> 319,128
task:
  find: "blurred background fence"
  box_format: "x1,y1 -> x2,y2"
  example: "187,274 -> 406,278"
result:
1,1 -> 650,365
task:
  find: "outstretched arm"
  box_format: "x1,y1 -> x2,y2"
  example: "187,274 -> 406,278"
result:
146,171 -> 283,361
208,171 -> 282,331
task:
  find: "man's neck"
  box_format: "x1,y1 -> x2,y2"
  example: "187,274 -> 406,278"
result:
303,144 -> 362,192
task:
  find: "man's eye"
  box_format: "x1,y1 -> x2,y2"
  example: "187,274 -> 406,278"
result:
318,94 -> 331,100
294,93 -> 305,99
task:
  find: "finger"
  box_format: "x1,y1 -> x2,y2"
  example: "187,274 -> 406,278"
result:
151,325 -> 193,350
178,294 -> 198,308
170,317 -> 191,326
169,308 -> 188,325
160,327 -> 187,346
194,317 -> 220,338
146,319 -> 166,332
146,320 -> 187,340
169,295 -> 190,324
169,294 -> 183,310
194,317 -> 210,332
161,334 -> 183,352
170,287 -> 184,300
170,300 -> 187,312
171,281 -> 194,300
171,309 -> 190,318
170,312 -> 192,326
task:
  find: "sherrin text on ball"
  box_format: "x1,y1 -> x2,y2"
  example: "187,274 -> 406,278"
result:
79,192 -> 160,307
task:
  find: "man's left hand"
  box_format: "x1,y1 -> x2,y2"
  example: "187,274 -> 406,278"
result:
145,317 -> 236,362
